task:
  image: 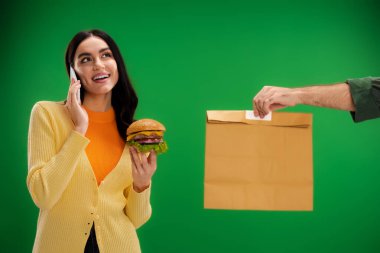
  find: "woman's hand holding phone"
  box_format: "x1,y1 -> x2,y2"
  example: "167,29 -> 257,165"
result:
66,68 -> 88,135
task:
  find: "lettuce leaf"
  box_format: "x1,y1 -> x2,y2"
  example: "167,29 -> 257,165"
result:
127,140 -> 168,154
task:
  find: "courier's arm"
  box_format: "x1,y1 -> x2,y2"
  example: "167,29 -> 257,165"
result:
253,77 -> 380,122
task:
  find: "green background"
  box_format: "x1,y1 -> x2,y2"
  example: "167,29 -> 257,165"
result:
2,0 -> 380,252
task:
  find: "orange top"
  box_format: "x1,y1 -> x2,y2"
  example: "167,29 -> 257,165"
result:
84,106 -> 125,185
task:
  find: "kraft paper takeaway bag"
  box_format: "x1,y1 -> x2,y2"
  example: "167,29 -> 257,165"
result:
204,110 -> 313,211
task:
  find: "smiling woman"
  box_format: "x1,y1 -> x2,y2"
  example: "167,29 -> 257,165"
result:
74,37 -> 119,97
27,30 -> 158,253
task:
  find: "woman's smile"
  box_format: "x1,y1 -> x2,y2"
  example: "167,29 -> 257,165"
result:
92,72 -> 111,83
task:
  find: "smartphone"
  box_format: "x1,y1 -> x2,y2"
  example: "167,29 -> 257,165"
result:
69,66 -> 81,103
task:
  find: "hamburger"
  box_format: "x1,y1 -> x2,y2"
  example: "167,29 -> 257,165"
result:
126,119 -> 168,154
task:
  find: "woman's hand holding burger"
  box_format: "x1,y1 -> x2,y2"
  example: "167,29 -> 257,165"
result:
127,119 -> 167,193
129,147 -> 157,193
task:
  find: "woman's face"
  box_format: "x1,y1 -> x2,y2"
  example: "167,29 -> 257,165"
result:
73,36 -> 119,96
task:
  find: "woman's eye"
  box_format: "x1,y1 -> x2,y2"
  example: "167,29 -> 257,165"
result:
80,57 -> 91,63
102,52 -> 113,58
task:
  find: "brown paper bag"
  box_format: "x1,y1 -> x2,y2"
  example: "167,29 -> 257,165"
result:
204,110 -> 313,211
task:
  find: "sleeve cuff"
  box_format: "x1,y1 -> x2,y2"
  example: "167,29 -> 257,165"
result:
130,183 -> 151,198
346,77 -> 380,122
71,130 -> 90,145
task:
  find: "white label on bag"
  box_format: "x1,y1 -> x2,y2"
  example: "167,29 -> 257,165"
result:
245,110 -> 272,121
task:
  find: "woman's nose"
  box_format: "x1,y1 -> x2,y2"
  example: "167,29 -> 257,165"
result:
93,58 -> 105,70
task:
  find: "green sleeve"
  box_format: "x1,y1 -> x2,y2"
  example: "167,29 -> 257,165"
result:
346,77 -> 380,122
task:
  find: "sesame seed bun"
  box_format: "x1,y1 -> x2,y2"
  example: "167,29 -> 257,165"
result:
127,119 -> 166,135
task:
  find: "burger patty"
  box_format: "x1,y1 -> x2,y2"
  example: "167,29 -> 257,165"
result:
134,138 -> 163,144
132,134 -> 162,140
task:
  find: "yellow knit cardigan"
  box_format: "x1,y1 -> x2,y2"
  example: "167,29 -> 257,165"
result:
27,101 -> 151,253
